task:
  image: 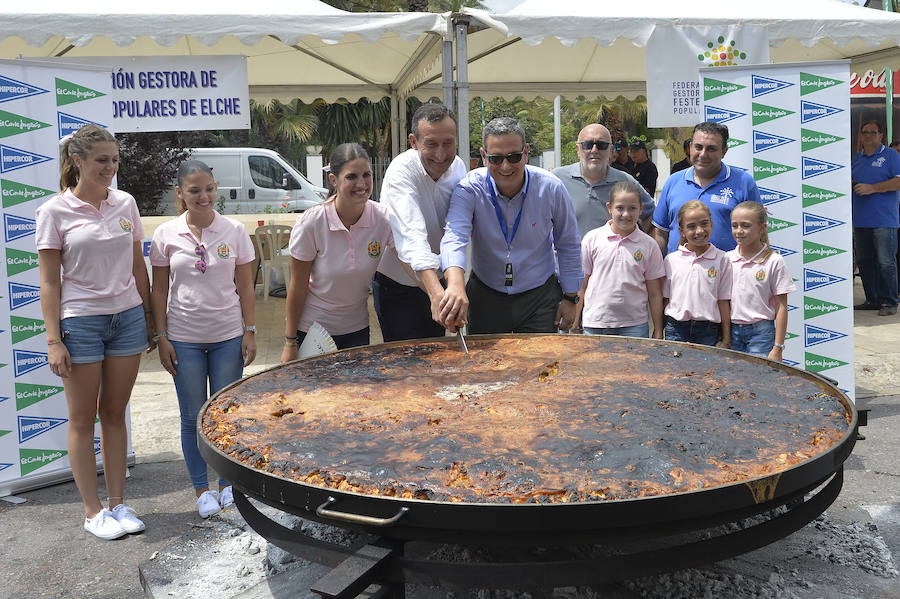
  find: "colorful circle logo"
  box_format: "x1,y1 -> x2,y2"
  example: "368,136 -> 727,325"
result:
696,36 -> 748,67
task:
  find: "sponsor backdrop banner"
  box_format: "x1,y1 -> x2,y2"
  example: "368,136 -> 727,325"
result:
646,25 -> 769,128
37,56 -> 250,133
0,59 -> 131,496
700,61 -> 855,401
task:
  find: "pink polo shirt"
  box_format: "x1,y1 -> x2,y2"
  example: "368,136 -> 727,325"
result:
35,188 -> 144,318
663,244 -> 732,323
289,200 -> 394,336
727,246 -> 796,324
581,224 -> 665,328
149,212 -> 254,343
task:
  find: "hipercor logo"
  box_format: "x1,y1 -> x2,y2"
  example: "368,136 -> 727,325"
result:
803,240 -> 846,264
751,102 -> 794,125
802,184 -> 843,208
757,187 -> 796,206
751,75 -> 793,98
805,351 -> 848,373
0,75 -> 48,104
4,213 -> 35,242
767,217 -> 797,234
804,296 -> 846,319
17,416 -> 67,443
804,324 -> 847,348
2,179 -> 54,209
0,463 -> 13,474
800,72 -> 843,96
0,144 -> 52,173
10,315 -> 46,344
803,212 -> 844,235
782,358 -> 800,367
93,437 -> 101,455
801,128 -> 844,152
752,130 -> 794,153
9,281 -> 41,310
753,158 -> 796,181
801,156 -> 843,180
58,112 -> 104,139
56,78 -> 105,107
13,349 -> 47,377
16,382 -> 64,411
704,77 -> 746,100
800,100 -> 843,123
704,105 -> 745,123
0,110 -> 51,139
19,448 -> 67,476
6,248 -> 39,277
803,268 -> 845,291
770,244 -> 797,257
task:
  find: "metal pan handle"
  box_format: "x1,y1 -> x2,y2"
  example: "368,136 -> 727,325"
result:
315,496 -> 409,527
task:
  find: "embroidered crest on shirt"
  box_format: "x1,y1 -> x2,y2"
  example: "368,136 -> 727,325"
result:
367,241 -> 382,258
755,269 -> 766,282
118,218 -> 133,232
872,156 -> 886,167
216,243 -> 231,259
633,250 -> 644,262
707,267 -> 718,279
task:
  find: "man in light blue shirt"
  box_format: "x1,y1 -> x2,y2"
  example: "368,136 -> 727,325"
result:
439,117 -> 582,333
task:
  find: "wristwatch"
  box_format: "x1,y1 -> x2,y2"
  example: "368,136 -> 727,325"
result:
243,325 -> 257,334
773,343 -> 785,349
561,293 -> 579,305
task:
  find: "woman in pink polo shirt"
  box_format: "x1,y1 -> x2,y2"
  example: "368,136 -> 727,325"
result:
281,143 -> 394,360
36,124 -> 154,540
149,160 -> 256,519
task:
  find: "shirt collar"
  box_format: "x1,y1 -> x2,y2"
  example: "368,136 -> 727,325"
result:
678,243 -> 716,260
603,222 -> 639,241
683,164 -> 730,186
59,187 -> 114,209
487,168 -> 529,200
326,200 -> 373,231
174,211 -> 223,237
730,244 -> 768,264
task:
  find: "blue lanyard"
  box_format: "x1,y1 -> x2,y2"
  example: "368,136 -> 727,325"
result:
486,170 -> 529,253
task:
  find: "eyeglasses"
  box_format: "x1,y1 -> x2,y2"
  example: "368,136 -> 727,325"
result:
484,151 -> 525,165
194,244 -> 207,273
578,139 -> 611,151
860,130 -> 880,135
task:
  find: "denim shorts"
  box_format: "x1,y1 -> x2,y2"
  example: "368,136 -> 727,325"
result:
730,319 -> 776,357
61,304 -> 149,363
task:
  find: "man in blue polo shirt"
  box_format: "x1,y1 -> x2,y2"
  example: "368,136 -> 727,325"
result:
851,120 -> 900,316
652,121 -> 761,255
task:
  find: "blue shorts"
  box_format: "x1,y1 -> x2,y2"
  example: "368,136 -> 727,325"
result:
730,319 -> 776,357
61,304 -> 149,364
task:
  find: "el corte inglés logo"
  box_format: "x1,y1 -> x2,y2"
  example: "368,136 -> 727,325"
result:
0,110 -> 51,139
803,240 -> 846,264
703,77 -> 745,100
800,72 -> 843,96
801,128 -> 844,152
753,158 -> 796,180
727,137 -> 748,148
19,448 -> 68,476
16,382 -> 64,411
751,103 -> 794,126
2,179 -> 54,209
55,78 -> 105,106
804,296 -> 846,319
804,351 -> 848,373
802,185 -> 843,208
6,248 -> 39,277
10,315 -> 46,344
767,217 -> 797,233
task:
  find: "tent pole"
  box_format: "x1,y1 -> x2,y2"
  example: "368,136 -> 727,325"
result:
887,66 -> 894,143
391,92 -> 400,159
553,95 -> 561,169
400,97 -> 408,152
443,38 -> 455,113
455,17 -> 471,160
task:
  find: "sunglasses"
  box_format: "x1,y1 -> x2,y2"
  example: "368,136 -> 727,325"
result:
578,139 -> 611,151
195,244 -> 207,273
484,151 -> 525,165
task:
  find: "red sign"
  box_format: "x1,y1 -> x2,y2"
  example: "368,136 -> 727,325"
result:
850,68 -> 900,97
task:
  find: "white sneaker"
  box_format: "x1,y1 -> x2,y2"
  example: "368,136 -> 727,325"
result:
84,508 -> 127,540
110,504 -> 145,533
219,486 -> 234,509
197,490 -> 221,518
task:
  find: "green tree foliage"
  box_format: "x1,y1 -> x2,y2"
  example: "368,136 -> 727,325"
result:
315,97 -> 392,160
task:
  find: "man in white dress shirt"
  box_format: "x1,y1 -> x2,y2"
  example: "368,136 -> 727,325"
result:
373,103 -> 468,341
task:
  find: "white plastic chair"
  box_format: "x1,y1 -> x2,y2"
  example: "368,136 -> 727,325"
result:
254,224 -> 292,300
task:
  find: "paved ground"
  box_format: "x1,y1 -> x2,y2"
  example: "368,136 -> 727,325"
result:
2,286 -> 900,598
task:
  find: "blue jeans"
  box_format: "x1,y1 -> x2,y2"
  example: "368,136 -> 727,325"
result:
664,316 -> 720,346
730,320 -> 776,357
372,272 -> 445,342
170,336 -> 244,490
855,227 -> 899,307
584,323 -> 650,338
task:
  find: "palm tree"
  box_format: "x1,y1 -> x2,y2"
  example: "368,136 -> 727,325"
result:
314,97 -> 393,160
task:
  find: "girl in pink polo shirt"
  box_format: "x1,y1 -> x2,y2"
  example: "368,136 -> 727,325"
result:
728,201 -> 796,361
149,160 -> 256,518
281,143 -> 394,360
36,124 -> 153,540
579,181 -> 665,338
663,200 -> 732,347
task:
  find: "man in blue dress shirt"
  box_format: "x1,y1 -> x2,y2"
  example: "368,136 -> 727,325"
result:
439,117 -> 583,333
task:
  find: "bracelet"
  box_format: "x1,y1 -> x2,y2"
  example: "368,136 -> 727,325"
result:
47,337 -> 62,345
285,339 -> 298,347
152,330 -> 167,343
144,308 -> 152,314
773,343 -> 785,350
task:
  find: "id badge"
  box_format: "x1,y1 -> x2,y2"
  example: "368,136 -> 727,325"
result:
505,262 -> 513,287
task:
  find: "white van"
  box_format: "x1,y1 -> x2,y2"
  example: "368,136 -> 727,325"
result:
160,147 -> 328,215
